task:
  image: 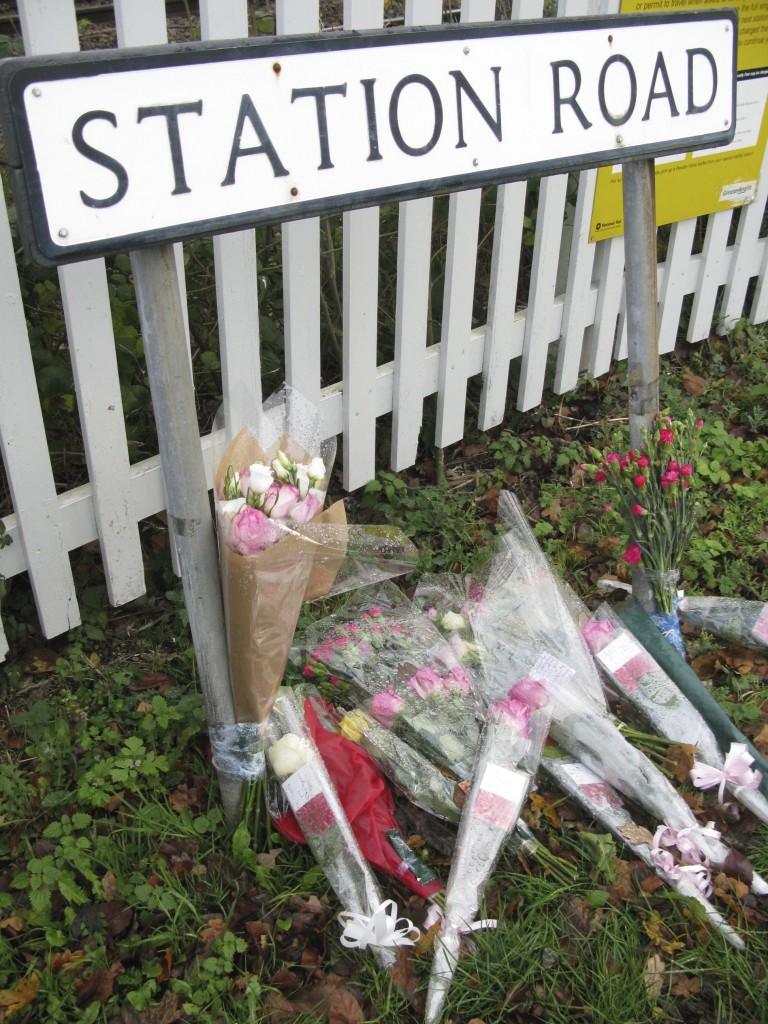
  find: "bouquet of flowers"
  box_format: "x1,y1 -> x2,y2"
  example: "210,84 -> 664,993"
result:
581,410 -> 705,655
582,605 -> 768,823
541,753 -> 745,950
421,492 -> 768,894
266,686 -> 417,970
678,596 -> 768,652
425,686 -> 552,1024
209,387 -> 417,797
300,586 -> 485,779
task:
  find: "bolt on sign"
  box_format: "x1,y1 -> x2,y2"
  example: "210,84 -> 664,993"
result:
0,12 -> 736,266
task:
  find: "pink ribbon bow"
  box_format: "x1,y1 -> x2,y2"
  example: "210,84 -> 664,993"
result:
690,743 -> 763,804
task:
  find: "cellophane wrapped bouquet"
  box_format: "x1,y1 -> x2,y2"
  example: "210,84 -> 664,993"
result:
678,595 -> 768,651
581,410 -> 705,654
209,386 -> 417,842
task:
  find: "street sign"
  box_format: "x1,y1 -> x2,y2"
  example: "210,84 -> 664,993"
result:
0,11 -> 736,265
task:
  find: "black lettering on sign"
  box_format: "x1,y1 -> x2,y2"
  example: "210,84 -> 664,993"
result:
598,55 -> 637,127
361,78 -> 383,162
137,101 -> 203,195
72,110 -> 129,208
449,67 -> 502,148
550,60 -> 593,133
291,84 -> 348,170
221,94 -> 290,185
389,74 -> 443,156
687,48 -> 717,114
642,52 -> 680,121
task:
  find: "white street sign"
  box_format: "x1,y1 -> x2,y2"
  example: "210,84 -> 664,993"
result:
0,12 -> 736,264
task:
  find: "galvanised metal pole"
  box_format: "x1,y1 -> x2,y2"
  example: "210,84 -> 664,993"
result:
622,158 -> 660,450
132,244 -> 241,823
622,158 -> 660,606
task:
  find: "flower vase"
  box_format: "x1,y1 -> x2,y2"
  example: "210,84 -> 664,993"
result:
633,567 -> 685,657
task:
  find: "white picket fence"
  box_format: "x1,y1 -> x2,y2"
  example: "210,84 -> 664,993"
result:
1,0 -> 767,662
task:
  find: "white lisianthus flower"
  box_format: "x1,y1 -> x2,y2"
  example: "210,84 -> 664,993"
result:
309,486 -> 326,505
248,462 -> 274,494
219,498 -> 246,516
267,733 -> 308,780
306,456 -> 326,484
272,450 -> 295,482
440,611 -> 466,633
296,465 -> 310,498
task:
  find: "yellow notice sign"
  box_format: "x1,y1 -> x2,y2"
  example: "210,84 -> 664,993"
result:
590,0 -> 768,241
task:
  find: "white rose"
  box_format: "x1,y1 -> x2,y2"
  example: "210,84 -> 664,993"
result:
267,733 -> 308,780
248,462 -> 274,494
440,611 -> 466,633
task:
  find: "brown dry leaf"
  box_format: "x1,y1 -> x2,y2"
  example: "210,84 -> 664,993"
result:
0,974 -> 40,1015
0,916 -> 24,934
269,970 -> 302,993
665,744 -> 698,784
157,946 -> 173,985
682,372 -> 706,396
723,848 -> 754,888
101,870 -> 119,902
643,912 -> 685,954
639,874 -> 665,896
328,988 -> 363,1024
131,671 -> 176,693
75,962 -> 125,1007
671,974 -> 701,998
392,947 -> 419,995
169,786 -> 190,813
19,648 -> 59,673
51,950 -> 86,974
200,918 -> 227,944
104,899 -> 133,937
752,722 -> 768,757
690,652 -> 722,680
136,700 -> 155,714
529,792 -> 561,828
257,848 -> 283,869
618,823 -> 654,846
643,953 -> 666,999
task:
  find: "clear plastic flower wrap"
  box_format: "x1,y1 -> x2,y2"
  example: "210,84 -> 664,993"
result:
209,386 -> 417,784
300,585 -> 485,779
678,596 -> 768,652
541,753 -> 745,950
425,693 -> 552,1024
265,687 -> 396,970
426,492 -> 768,895
582,603 -> 768,824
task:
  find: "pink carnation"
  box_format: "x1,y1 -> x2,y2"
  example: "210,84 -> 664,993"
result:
636,455 -> 649,469
633,474 -> 646,488
658,428 -> 674,444
622,543 -> 642,565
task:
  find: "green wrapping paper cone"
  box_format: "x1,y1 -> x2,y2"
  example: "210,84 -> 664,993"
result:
619,599 -> 768,801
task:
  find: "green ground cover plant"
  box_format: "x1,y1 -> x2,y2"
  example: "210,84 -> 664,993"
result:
2,323 -> 768,1023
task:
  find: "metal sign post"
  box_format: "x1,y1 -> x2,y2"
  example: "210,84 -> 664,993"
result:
0,12 -> 737,824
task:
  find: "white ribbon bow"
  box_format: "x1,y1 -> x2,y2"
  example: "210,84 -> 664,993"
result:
422,903 -> 498,935
690,743 -> 763,804
338,900 -> 420,950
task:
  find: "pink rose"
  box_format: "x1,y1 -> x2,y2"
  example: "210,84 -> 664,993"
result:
508,677 -> 549,709
230,505 -> 282,554
489,698 -> 531,737
406,666 -> 444,698
289,491 -> 321,523
445,666 -> 471,692
581,619 -> 615,654
264,482 -> 300,519
370,686 -> 404,728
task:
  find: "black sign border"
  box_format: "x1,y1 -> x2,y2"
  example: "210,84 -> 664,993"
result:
0,10 -> 738,266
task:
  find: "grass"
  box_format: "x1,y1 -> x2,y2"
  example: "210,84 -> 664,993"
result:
2,323 -> 768,1023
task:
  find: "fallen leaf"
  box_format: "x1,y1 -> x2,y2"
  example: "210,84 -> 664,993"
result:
690,652 -> 722,680
671,974 -> 701,998
136,700 -> 155,714
392,947 -> 418,995
75,962 -> 125,1007
722,848 -> 753,887
18,648 -> 58,673
618,823 -> 654,847
51,950 -> 86,974
200,918 -> 227,944
0,916 -> 24,933
665,744 -> 698,784
131,671 -> 175,693
753,722 -> 768,757
158,946 -> 173,984
122,989 -> 184,1024
643,953 -> 666,999
0,974 -> 40,1015
257,848 -> 282,869
682,372 -> 706,396
101,870 -> 119,902
328,988 -> 363,1024
529,792 -> 561,828
104,899 -> 133,937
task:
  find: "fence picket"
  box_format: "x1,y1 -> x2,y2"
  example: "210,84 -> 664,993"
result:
721,142 -> 768,331
658,220 -> 697,354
